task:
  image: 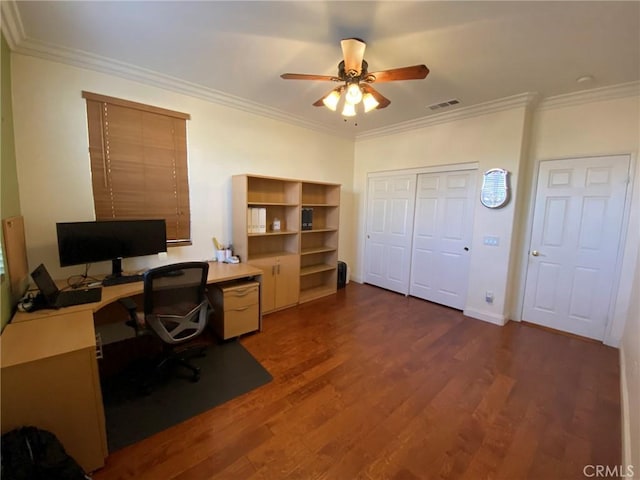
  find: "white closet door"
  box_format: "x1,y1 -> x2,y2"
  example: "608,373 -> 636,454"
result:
523,155 -> 629,340
410,170 -> 476,309
364,175 -> 417,294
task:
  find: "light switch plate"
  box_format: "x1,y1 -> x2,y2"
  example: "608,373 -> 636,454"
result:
483,236 -> 500,246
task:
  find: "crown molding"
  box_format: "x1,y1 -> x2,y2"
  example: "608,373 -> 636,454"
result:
3,0 -> 637,142
13,37 -> 349,138
537,81 -> 640,111
0,0 -> 25,49
2,22 -> 540,142
1,0 -> 537,142
1,0 -> 350,140
356,92 -> 539,140
357,81 -> 640,140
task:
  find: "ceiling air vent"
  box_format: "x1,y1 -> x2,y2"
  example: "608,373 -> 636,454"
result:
428,99 -> 460,111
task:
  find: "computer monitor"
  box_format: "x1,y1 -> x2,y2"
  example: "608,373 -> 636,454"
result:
56,219 -> 167,278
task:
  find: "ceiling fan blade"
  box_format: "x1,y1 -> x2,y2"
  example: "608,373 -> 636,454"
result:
312,96 -> 326,107
341,38 -> 366,76
280,73 -> 339,81
367,65 -> 429,83
361,84 -> 391,109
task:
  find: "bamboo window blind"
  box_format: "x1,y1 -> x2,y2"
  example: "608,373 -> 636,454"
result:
82,91 -> 192,245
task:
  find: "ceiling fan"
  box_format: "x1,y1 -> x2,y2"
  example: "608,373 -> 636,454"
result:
281,38 -> 429,117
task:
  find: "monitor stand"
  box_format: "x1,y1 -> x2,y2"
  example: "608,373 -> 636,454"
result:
102,258 -> 144,287
105,257 -> 123,281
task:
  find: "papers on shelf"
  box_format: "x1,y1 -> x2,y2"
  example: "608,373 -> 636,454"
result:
247,207 -> 267,233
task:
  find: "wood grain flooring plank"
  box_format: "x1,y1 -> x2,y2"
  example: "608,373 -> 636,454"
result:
92,283 -> 621,480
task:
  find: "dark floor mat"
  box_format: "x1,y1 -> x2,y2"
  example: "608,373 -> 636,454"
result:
101,341 -> 272,452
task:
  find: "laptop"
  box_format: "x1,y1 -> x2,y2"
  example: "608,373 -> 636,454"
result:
31,263 -> 102,308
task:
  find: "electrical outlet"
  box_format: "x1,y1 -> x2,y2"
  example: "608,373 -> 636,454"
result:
485,291 -> 494,303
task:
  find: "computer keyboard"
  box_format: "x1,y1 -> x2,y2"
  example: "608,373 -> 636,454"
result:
102,274 -> 144,287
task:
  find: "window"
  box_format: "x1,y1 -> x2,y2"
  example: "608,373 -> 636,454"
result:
82,91 -> 191,245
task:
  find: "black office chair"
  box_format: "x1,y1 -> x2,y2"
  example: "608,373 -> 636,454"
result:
119,261 -> 210,392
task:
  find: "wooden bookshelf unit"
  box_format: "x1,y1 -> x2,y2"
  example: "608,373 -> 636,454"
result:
233,175 -> 340,313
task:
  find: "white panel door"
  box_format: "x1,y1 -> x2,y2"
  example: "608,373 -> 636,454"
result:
523,155 -> 630,340
409,170 -> 476,309
364,175 -> 417,294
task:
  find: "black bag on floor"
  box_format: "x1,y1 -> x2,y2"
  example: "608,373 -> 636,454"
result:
1,426 -> 89,480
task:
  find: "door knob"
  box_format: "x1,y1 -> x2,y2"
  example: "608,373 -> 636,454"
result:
531,250 -> 540,256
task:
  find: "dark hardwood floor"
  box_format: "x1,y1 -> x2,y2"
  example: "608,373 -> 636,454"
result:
92,282 -> 621,480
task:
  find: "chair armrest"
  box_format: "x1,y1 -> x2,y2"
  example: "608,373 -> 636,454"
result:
118,297 -> 146,335
118,297 -> 138,312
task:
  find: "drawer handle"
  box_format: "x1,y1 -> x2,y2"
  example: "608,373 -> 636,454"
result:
231,288 -> 254,297
231,306 -> 252,312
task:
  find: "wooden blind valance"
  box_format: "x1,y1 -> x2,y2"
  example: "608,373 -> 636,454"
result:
82,91 -> 191,244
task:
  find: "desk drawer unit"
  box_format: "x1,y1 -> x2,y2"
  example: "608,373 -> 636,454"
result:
210,281 -> 260,340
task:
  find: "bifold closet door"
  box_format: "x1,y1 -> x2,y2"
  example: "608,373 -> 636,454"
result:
364,175 -> 417,294
409,171 -> 476,310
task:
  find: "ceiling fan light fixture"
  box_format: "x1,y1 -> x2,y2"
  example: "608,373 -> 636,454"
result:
281,38 -> 428,118
362,92 -> 379,112
342,101 -> 356,117
345,83 -> 363,105
322,90 -> 341,111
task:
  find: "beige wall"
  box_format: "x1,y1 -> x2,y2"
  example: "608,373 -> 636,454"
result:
353,92 -> 639,343
1,33 -> 23,329
622,252 -> 640,475
10,54 -> 355,280
528,93 -> 640,474
353,105 -> 531,325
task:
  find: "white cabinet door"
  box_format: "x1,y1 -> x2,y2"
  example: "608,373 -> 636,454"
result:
523,155 -> 630,340
364,175 -> 416,294
409,171 -> 476,309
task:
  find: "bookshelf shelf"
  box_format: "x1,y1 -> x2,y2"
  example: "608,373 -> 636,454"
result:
301,246 -> 336,256
300,263 -> 336,276
248,202 -> 298,207
248,230 -> 297,237
298,285 -> 336,304
301,228 -> 338,234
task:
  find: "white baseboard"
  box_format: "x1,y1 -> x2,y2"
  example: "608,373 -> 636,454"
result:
463,308 -> 507,326
619,348 -> 632,472
354,282 -> 507,327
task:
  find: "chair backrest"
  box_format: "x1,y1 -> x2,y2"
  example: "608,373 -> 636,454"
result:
142,261 -> 210,345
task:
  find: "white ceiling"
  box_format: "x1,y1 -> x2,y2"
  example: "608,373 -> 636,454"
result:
4,1 -> 640,137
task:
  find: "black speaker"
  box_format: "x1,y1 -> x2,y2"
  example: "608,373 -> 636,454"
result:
337,261 -> 347,289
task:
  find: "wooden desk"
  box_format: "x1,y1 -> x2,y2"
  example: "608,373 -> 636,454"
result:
0,261 -> 262,472
11,261 -> 262,324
